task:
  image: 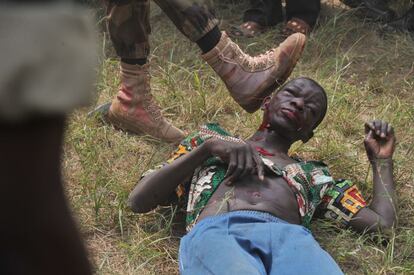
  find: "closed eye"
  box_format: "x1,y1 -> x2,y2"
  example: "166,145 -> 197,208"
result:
284,88 -> 297,96
306,105 -> 317,116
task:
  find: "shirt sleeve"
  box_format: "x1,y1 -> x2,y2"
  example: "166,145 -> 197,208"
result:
139,129 -> 210,199
139,123 -> 234,201
318,179 -> 367,226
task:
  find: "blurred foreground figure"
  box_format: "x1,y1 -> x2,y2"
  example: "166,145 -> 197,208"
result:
0,1 -> 97,274
92,0 -> 306,144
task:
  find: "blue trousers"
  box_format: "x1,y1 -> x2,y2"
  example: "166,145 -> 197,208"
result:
179,211 -> 343,275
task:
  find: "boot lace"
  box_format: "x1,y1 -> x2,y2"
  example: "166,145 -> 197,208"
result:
142,92 -> 163,122
220,41 -> 276,71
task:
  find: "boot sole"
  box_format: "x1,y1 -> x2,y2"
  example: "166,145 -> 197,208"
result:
90,103 -> 184,144
241,33 -> 307,113
88,102 -> 111,120
88,102 -> 145,135
109,112 -> 185,143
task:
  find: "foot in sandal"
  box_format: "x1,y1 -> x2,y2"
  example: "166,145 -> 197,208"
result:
230,21 -> 267,38
282,17 -> 311,38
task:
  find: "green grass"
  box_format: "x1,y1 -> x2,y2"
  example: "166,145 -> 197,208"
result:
64,1 -> 414,274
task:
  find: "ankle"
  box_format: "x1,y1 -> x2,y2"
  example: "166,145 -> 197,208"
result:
196,26 -> 222,53
120,61 -> 150,77
121,58 -> 147,66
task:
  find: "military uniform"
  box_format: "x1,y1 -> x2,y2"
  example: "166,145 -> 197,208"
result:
105,0 -> 218,59
97,0 -> 307,143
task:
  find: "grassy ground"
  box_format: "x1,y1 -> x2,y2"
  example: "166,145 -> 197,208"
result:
64,0 -> 414,274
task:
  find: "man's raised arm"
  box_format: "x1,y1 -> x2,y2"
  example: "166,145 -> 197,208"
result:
349,120 -> 397,233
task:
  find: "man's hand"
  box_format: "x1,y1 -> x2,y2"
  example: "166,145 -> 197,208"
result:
350,120 -> 397,234
364,120 -> 396,161
205,138 -> 265,184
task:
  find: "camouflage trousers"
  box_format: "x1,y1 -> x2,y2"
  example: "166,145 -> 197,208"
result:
105,0 -> 219,59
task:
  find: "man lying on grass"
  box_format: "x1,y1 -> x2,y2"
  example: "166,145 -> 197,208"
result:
128,77 -> 397,275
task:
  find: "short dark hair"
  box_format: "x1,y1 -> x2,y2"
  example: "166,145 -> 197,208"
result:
274,77 -> 328,129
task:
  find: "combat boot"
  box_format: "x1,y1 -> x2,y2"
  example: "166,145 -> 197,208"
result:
93,62 -> 185,143
202,32 -> 306,113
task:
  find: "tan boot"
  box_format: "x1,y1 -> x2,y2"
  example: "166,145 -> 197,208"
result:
202,32 -> 306,113
94,62 -> 185,143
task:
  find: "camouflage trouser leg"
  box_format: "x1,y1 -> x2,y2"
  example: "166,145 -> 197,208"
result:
153,0 -> 218,41
106,0 -> 151,59
105,0 -> 218,59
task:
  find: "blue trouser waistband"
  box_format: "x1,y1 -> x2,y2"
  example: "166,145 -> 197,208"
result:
192,210 -> 289,232
186,210 -> 292,238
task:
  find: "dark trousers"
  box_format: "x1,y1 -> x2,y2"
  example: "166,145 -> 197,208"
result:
244,0 -> 321,27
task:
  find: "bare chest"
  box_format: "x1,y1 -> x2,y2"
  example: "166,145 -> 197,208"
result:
198,172 -> 301,224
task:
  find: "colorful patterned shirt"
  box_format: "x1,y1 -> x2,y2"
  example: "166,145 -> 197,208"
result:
142,123 -> 367,232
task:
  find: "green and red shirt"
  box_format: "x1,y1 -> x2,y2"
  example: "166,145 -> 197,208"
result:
142,123 -> 367,232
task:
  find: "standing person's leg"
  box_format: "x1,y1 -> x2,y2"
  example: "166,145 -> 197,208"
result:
154,0 -> 307,113
244,0 -> 283,27
231,0 -> 283,38
0,117 -> 92,275
0,2 -> 97,274
385,3 -> 414,32
106,0 -> 151,62
340,0 -> 396,22
283,0 -> 321,36
96,0 -> 185,143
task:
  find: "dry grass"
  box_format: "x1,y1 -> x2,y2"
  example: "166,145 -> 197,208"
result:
64,1 -> 414,274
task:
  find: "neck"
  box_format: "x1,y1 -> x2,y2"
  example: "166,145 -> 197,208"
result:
248,128 -> 293,155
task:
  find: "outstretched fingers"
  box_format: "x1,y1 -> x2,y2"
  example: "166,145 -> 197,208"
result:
225,145 -> 265,185
225,149 -> 246,185
225,150 -> 237,179
241,147 -> 254,178
252,150 -> 265,181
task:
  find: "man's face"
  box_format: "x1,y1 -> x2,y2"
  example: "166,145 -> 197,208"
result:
266,78 -> 327,141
